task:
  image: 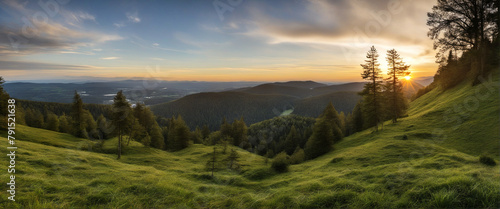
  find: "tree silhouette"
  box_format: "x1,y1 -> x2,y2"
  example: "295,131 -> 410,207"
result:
360,46 -> 384,130
385,49 -> 410,123
427,0 -> 497,79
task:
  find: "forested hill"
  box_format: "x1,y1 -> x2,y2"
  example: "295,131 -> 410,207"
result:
151,80 -> 424,130
150,92 -> 298,130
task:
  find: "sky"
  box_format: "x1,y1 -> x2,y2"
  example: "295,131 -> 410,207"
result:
0,0 -> 438,82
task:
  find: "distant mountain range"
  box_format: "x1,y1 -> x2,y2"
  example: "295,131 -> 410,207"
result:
151,80 -> 424,129
5,79 -> 424,130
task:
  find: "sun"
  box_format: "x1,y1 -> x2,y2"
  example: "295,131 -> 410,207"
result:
404,75 -> 411,81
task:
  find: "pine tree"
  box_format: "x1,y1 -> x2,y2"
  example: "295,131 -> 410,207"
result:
168,116 -> 191,151
149,122 -> 165,149
45,112 -> 60,132
386,49 -> 410,123
224,149 -> 240,171
71,91 -> 86,138
0,77 -> 9,131
304,102 -> 343,159
352,101 -> 364,132
284,125 -> 300,155
201,125 -> 211,139
206,146 -> 220,177
321,102 -> 343,143
360,46 -> 384,130
112,90 -> 132,159
59,113 -> 71,134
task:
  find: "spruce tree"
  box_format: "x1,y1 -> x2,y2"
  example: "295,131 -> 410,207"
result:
360,46 -> 384,130
112,90 -> 132,159
284,125 -> 300,155
224,149 -> 240,171
0,77 -> 9,131
304,103 -> 343,159
386,49 -> 410,123
71,91 -> 86,137
150,122 -> 165,149
206,146 -> 220,177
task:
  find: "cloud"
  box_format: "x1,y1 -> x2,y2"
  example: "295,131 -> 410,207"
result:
0,60 -> 92,70
100,57 -> 120,60
127,12 -> 141,23
61,10 -> 97,26
0,1 -> 123,56
114,22 -> 125,28
238,0 -> 435,54
152,43 -> 159,47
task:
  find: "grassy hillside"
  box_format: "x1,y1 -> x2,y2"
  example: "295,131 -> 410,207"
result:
1,74 -> 498,208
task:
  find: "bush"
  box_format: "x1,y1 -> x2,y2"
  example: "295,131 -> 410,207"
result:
271,152 -> 289,173
479,156 -> 496,166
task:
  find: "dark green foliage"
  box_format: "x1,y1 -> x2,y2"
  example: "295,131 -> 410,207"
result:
149,123 -> 165,149
0,77 -> 9,131
284,125 -> 300,155
247,115 -> 315,156
305,103 -> 343,159
151,92 -> 297,130
17,99 -> 112,120
224,149 -> 241,171
288,146 -> 305,164
166,116 -> 191,151
351,101 -> 364,133
220,117 -> 248,147
479,156 -> 496,166
271,152 -> 289,173
292,91 -> 361,118
45,112 -> 60,132
71,91 -> 86,138
206,146 -> 222,177
111,90 -> 133,159
58,113 -> 71,134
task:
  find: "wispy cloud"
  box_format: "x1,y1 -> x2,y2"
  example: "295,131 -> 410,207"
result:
0,60 -> 93,70
100,57 -> 120,60
127,12 -> 141,23
114,22 -> 125,28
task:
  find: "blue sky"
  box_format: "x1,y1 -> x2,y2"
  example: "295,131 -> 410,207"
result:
0,0 -> 438,82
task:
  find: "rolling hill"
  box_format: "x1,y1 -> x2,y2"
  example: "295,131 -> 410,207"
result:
1,71 -> 498,208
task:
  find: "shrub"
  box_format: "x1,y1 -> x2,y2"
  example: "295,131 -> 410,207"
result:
271,152 -> 289,173
288,147 -> 305,164
479,156 -> 496,166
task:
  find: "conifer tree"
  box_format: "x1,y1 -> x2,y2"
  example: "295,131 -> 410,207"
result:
385,49 -> 410,122
71,91 -> 86,138
206,146 -> 221,177
284,125 -> 300,155
360,46 -> 384,130
45,112 -> 60,132
112,90 -> 132,159
304,103 -> 342,159
59,113 -> 71,134
0,77 -> 9,131
224,149 -> 240,171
